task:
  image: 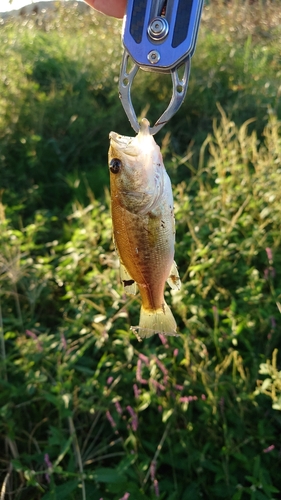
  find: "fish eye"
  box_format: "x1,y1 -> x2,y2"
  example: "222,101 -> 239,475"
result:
110,158 -> 122,174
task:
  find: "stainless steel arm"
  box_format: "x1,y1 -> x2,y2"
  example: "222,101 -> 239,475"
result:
118,0 -> 204,134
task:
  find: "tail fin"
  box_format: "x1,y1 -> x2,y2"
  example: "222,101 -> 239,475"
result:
131,301 -> 179,340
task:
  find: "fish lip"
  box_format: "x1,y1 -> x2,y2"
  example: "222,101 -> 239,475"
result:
109,131 -> 130,147
109,132 -> 138,157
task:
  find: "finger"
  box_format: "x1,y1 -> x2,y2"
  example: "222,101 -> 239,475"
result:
84,0 -> 127,18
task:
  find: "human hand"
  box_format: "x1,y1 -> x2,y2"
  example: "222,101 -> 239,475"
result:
84,0 -> 127,18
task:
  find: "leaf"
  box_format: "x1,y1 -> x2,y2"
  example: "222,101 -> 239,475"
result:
74,365 -> 95,375
48,426 -> 67,447
272,396 -> 281,411
94,467 -> 125,484
53,436 -> 73,467
182,482 -> 201,500
11,459 -> 23,472
232,490 -> 243,500
41,480 -> 79,500
162,408 -> 173,423
117,455 -> 137,474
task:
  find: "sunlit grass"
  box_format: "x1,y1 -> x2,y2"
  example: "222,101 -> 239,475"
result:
1,1 -> 281,217
0,1 -> 281,499
1,108 -> 281,498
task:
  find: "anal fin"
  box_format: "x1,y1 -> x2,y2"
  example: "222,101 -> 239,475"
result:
120,262 -> 137,295
167,261 -> 181,290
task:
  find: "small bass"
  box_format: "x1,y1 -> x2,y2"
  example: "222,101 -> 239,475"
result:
108,118 -> 181,339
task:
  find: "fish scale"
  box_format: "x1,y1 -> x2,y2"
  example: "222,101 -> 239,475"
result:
115,211 -> 172,310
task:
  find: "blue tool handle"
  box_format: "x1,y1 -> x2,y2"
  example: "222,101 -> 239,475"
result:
122,0 -> 204,72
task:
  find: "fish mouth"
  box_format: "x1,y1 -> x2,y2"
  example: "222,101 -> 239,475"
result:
109,132 -> 138,157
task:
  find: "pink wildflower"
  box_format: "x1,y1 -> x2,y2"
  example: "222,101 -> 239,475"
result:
263,444 -> 275,453
107,376 -> 114,385
138,353 -> 150,366
174,384 -> 184,391
60,333 -> 67,351
26,330 -> 43,352
127,406 -> 138,431
44,454 -> 52,468
179,397 -> 189,403
133,384 -> 140,398
179,396 -> 198,403
270,266 -> 276,278
201,394 -> 206,400
271,317 -> 276,329
151,379 -> 165,392
158,333 -> 168,347
150,460 -> 156,480
265,247 -> 273,262
154,356 -> 168,377
264,266 -> 275,279
154,479 -> 159,497
212,305 -> 219,323
173,348 -> 179,357
106,410 -> 116,428
44,454 -> 52,483
136,359 -> 148,385
119,494 -> 130,500
26,329 -> 38,341
115,401 -> 123,415
136,359 -> 142,381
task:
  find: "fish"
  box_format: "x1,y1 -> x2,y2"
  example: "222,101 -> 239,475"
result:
108,118 -> 181,340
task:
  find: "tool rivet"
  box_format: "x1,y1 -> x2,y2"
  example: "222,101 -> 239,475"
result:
147,50 -> 161,64
148,17 -> 169,41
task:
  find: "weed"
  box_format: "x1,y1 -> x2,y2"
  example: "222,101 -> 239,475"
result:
0,1 -> 281,499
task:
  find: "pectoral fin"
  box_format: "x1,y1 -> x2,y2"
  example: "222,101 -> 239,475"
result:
120,262 -> 137,295
167,261 -> 181,290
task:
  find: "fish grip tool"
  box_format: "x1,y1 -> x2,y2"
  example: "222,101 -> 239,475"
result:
119,0 -> 204,135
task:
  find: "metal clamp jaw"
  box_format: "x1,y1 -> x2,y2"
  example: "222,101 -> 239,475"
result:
119,0 -> 204,135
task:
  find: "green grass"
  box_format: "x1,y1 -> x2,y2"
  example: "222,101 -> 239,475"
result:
0,1 -> 281,499
1,0 -> 281,218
